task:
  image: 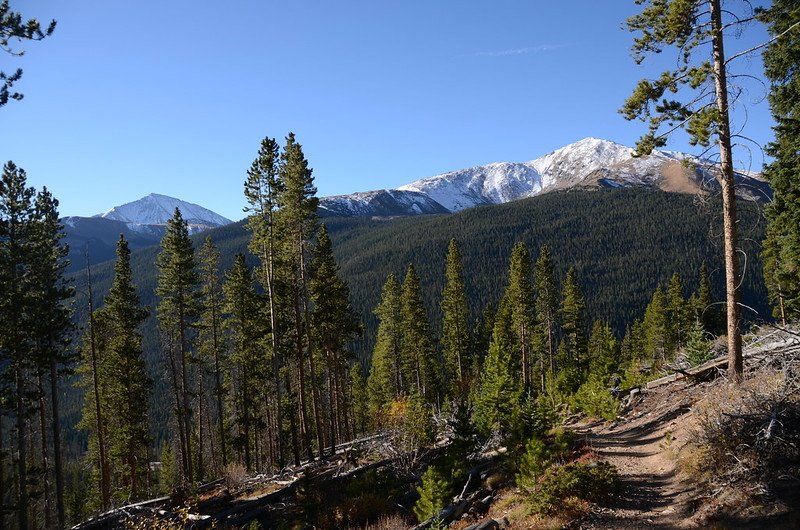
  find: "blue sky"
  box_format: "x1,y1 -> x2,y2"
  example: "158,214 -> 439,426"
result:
1,1 -> 774,221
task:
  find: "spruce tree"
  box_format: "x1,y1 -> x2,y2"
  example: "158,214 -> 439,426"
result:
309,224 -> 361,455
559,267 -> 586,374
441,239 -> 471,398
156,207 -> 200,486
665,273 -> 688,352
400,264 -> 441,407
197,236 -> 226,474
473,299 -> 521,437
367,274 -> 403,416
534,245 -> 559,384
506,242 -> 535,392
761,0 -> 800,322
222,254 -> 262,471
99,235 -> 151,499
642,286 -> 669,366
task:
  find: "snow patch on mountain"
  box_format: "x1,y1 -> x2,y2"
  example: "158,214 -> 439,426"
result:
319,189 -> 449,217
98,193 -> 232,228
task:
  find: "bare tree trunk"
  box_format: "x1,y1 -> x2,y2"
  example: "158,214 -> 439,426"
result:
178,305 -> 194,486
197,369 -> 204,482
710,0 -> 743,383
85,256 -> 111,511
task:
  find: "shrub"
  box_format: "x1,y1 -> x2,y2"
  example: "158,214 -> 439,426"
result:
529,461 -> 619,514
571,373 -> 620,420
413,466 -> 453,522
685,319 -> 713,366
515,436 -> 551,494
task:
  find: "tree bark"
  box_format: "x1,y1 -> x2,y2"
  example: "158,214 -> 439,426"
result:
38,374 -> 53,529
85,256 -> 111,511
15,367 -> 29,530
710,0 -> 743,383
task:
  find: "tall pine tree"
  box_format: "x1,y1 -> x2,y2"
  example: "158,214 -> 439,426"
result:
441,239 -> 471,398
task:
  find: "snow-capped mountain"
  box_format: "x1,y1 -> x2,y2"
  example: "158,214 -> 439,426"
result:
98,193 -> 232,232
62,194 -> 233,273
319,138 -> 769,216
318,189 -> 450,217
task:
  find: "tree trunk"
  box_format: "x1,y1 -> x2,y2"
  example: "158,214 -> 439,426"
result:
38,374 -> 53,530
86,257 -> 111,511
1,412 -> 6,530
710,0 -> 743,383
166,335 -> 189,488
15,367 -> 29,530
211,293 -> 226,469
178,304 -> 194,485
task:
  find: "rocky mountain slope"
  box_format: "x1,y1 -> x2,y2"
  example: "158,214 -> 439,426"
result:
319,138 -> 770,216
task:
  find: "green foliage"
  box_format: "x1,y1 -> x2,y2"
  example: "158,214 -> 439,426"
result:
385,392 -> 433,454
413,465 -> 453,523
507,242 -> 536,391
400,264 -> 440,404
441,239 -> 472,397
473,300 -> 522,437
571,373 -> 620,420
516,436 -> 551,494
528,461 -> 619,514
367,274 -> 403,417
0,0 -> 56,107
159,443 -> 176,495
685,319 -> 713,366
761,0 -> 800,322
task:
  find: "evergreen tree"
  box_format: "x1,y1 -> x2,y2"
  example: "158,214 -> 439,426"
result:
156,207 -> 200,486
349,363 -> 368,436
277,132 -> 319,461
367,274 -> 403,416
441,239 -> 471,398
693,262 -> 717,332
534,245 -> 559,385
99,235 -> 151,499
621,0 -> 761,382
309,224 -> 361,455
244,135 -> 286,467
506,242 -> 535,392
197,236 -> 226,474
400,264 -> 441,407
665,273 -> 688,352
642,286 -> 669,366
586,321 -> 618,377
761,0 -> 800,323
473,299 -> 521,437
685,319 -> 713,366
223,254 -> 263,471
560,267 -> 586,374
0,1 -> 56,108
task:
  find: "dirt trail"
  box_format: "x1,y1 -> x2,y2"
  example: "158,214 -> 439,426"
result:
572,385 -> 701,529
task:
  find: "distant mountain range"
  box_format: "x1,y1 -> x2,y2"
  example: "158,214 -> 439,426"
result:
62,194 -> 233,272
319,137 -> 770,216
61,137 -> 770,271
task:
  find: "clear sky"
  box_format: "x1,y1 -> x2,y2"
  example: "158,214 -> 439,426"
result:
1,1 -> 774,221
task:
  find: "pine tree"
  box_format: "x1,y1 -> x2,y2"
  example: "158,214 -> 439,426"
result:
277,132 -> 319,461
642,286 -> 669,366
0,1 -> 56,108
400,264 -> 441,407
506,242 -> 535,392
560,267 -> 586,374
621,0 -> 764,382
685,319 -> 713,366
441,239 -> 471,398
99,235 -> 151,499
693,262 -> 717,333
156,207 -> 200,486
244,135 -> 286,467
473,299 -> 521,437
223,254 -> 263,471
197,236 -> 226,475
665,273 -> 688,352
309,224 -> 361,455
761,0 -> 800,323
534,245 -> 559,385
349,363 -> 368,436
367,274 -> 403,416
29,186 -> 73,527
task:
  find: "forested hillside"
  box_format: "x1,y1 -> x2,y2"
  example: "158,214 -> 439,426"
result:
61,188 -> 768,455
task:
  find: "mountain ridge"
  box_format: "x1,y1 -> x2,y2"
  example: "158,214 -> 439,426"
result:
319,137 -> 769,216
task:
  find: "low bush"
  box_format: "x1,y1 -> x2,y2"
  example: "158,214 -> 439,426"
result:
570,374 -> 620,420
529,461 -> 619,514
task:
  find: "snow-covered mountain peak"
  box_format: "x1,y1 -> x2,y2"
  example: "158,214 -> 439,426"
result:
98,193 -> 232,228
